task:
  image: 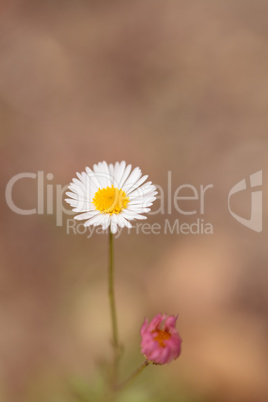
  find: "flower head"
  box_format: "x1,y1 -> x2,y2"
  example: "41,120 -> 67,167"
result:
140,314 -> 182,365
65,161 -> 157,234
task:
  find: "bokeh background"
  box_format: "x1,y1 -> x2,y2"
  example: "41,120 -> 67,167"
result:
1,1 -> 268,401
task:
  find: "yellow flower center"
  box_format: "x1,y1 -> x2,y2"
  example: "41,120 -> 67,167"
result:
93,185 -> 129,215
153,329 -> 171,348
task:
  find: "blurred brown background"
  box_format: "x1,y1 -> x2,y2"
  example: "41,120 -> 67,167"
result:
0,0 -> 268,401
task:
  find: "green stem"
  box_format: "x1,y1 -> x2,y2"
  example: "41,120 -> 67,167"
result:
108,228 -> 120,385
115,360 -> 150,392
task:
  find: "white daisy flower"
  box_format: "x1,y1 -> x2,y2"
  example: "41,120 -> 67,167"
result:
65,161 -> 157,234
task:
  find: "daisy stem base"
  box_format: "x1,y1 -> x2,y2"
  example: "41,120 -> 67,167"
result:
108,228 -> 120,386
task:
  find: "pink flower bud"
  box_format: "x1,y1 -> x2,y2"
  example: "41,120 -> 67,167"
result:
140,314 -> 182,365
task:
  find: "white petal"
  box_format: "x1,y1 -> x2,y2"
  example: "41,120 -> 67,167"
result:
65,191 -> 85,201
121,167 -> 142,193
113,161 -> 126,187
117,214 -> 132,228
84,214 -> 104,227
108,163 -> 114,178
102,215 -> 111,230
117,163 -> 132,188
110,219 -> 118,233
85,167 -> 102,189
125,174 -> 148,195
93,162 -> 112,188
121,210 -> 147,220
129,184 -> 157,198
74,211 -> 99,220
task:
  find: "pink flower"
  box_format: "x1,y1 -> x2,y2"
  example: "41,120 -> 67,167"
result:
140,314 -> 182,365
